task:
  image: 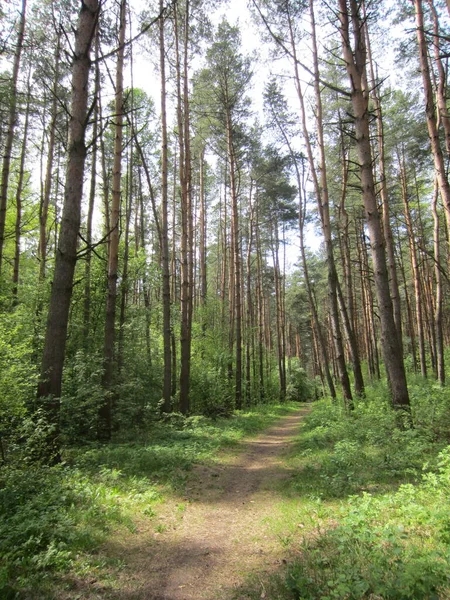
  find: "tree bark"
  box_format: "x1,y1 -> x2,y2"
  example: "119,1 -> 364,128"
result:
226,111 -> 243,409
83,30 -> 99,343
100,0 -> 126,440
292,0 -> 353,403
12,70 -> 31,301
160,0 -> 172,412
175,1 -> 194,415
0,0 -> 27,278
415,0 -> 450,247
363,2 -> 403,345
37,0 -> 99,459
339,0 -> 410,410
399,149 -> 427,378
39,31 -> 61,281
432,180 -> 445,384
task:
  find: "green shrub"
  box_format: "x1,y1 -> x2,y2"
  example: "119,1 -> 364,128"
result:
285,449 -> 450,599
286,362 -> 314,403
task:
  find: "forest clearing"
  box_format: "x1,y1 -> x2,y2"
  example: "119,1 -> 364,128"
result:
2,0 -> 450,597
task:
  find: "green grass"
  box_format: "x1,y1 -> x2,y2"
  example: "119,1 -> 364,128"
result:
234,380 -> 450,600
0,401 -> 299,598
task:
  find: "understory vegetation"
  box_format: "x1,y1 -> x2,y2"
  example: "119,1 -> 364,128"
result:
0,402 -> 299,599
4,376 -> 450,599
238,378 -> 450,600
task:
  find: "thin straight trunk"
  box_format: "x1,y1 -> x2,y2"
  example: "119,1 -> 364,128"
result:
118,145 -> 132,373
227,112 -> 242,409
37,0 -> 99,460
99,84 -> 110,239
422,261 -> 436,373
415,0 -> 450,246
220,178 -> 228,331
399,150 -> 427,377
427,0 -> 450,157
83,31 -> 99,342
184,0 -> 194,412
271,222 -> 285,400
160,0 -> 172,411
363,1 -> 403,343
339,0 -> 410,409
138,168 -> 152,367
199,148 -> 207,310
398,236 -> 418,372
291,0 -> 353,403
267,92 -> 335,398
0,0 -> 27,277
245,182 -> 255,405
337,120 -> 354,332
432,180 -> 445,383
100,0 -> 126,439
175,2 -> 193,414
12,70 -> 31,301
255,203 -> 265,402
228,192 -> 235,386
311,319 -> 323,390
39,32 -> 61,281
295,329 -> 301,362
171,154 -> 177,303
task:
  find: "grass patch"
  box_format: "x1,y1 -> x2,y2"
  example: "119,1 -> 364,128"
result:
0,401 -> 300,598
235,379 -> 450,600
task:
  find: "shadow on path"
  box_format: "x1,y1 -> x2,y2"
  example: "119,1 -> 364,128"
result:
68,407 -> 310,600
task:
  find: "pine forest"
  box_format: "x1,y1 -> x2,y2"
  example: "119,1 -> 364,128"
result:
3,0 -> 450,598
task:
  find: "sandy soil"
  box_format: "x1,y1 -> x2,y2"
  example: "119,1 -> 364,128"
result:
82,407 -> 309,600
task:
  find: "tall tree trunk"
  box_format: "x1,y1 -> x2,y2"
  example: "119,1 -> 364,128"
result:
363,1 -> 403,345
100,0 -> 126,440
245,183 -> 255,405
0,0 -> 27,275
266,89 -> 336,398
339,0 -> 410,410
271,219 -> 285,400
39,31 -> 61,281
0,0 -> 27,278
399,150 -> 427,378
432,180 -> 445,384
118,145 -> 132,373
427,0 -> 450,157
83,31 -> 99,343
160,0 -> 172,412
176,1 -> 193,415
415,0 -> 450,248
226,111 -> 243,409
199,147 -> 207,317
255,203 -> 265,402
37,0 -> 99,460
12,69 -> 31,301
293,0 -> 353,404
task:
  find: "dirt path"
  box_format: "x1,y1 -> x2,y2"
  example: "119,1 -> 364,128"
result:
104,407 -> 309,600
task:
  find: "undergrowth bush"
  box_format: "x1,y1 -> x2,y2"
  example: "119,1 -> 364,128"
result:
1,402 -> 297,597
285,447 -> 450,599
271,378 -> 450,599
290,382 -> 443,498
0,465 -> 136,598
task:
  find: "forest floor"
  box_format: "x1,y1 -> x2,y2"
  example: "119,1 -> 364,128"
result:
68,407 -> 310,600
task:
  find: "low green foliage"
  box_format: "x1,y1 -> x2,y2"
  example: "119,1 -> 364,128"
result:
0,402 -> 298,598
284,453 -> 450,599
250,379 -> 450,600
0,465 -> 135,598
0,308 -> 38,455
